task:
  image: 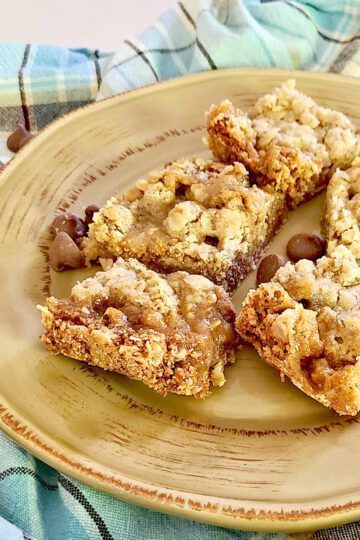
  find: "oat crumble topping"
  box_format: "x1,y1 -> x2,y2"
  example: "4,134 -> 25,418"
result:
40,79 -> 360,407
38,258 -> 238,397
207,79 -> 360,208
236,258 -> 360,415
83,157 -> 286,291
325,157 -> 360,268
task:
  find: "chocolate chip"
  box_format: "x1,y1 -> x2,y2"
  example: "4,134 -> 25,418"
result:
50,213 -> 86,241
49,232 -> 85,271
92,296 -> 109,313
256,254 -> 286,286
84,204 -> 101,227
286,233 -> 325,263
175,184 -> 187,198
204,235 -> 219,247
75,236 -> 86,250
300,357 -> 314,373
225,260 -> 242,293
7,122 -> 32,153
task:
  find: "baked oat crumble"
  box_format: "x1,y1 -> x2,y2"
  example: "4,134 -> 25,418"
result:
236,147 -> 360,414
83,157 -> 287,292
325,158 -> 360,269
40,79 -> 360,409
207,79 -> 360,208
38,258 -> 238,397
236,257 -> 360,415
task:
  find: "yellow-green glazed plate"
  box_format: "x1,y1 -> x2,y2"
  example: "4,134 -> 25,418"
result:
0,69 -> 359,533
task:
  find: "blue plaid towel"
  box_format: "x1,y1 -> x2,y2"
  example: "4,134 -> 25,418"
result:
1,1 -> 360,539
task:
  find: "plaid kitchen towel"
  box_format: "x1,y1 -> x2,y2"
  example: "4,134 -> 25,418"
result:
1,0 -> 360,539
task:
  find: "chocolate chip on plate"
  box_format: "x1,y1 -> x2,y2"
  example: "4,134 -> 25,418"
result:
7,122 -> 32,153
49,232 -> 85,271
50,213 -> 86,241
256,254 -> 286,286
286,233 -> 325,263
84,204 -> 100,227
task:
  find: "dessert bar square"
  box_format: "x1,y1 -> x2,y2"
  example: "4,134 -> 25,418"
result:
39,258 -> 238,397
325,158 -> 360,271
207,79 -> 360,208
83,158 -> 287,292
236,258 -> 360,415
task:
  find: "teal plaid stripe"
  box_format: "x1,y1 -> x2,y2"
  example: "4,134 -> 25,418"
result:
0,433 -> 295,540
1,0 -> 360,539
0,44 -> 109,134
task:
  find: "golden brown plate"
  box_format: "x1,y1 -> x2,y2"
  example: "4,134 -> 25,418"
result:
1,69 -> 360,533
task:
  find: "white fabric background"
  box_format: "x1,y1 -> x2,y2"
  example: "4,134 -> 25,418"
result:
2,0 -> 174,49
